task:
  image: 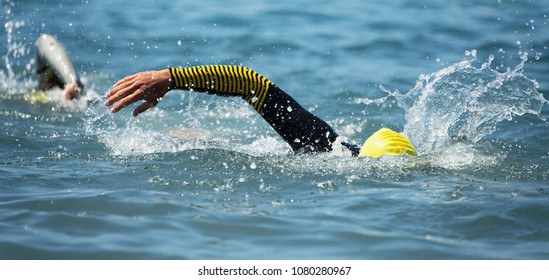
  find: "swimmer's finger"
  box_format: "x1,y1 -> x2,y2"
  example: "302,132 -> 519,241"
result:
110,88 -> 144,113
105,88 -> 129,106
110,73 -> 139,90
133,100 -> 158,117
105,80 -> 141,106
106,73 -> 139,98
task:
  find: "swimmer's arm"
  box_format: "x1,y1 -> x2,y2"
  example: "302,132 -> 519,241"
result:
106,66 -> 341,153
168,65 -> 341,152
106,65 -> 270,116
36,35 -> 80,86
35,34 -> 83,99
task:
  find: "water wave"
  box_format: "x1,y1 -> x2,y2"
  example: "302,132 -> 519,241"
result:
386,51 -> 547,155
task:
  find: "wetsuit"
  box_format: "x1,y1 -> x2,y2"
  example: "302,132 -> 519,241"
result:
35,34 -> 81,90
169,65 -> 360,155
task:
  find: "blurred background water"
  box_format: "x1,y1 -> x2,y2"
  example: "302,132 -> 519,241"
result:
1,0 -> 548,259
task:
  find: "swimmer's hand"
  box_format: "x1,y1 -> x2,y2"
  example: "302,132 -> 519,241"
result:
105,69 -> 172,116
63,81 -> 84,100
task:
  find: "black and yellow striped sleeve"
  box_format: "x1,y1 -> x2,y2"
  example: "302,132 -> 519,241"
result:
170,65 -> 271,114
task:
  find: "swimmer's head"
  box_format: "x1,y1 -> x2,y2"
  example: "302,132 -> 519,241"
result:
358,128 -> 417,158
63,80 -> 84,100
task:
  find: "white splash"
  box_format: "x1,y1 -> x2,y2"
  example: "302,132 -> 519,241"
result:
384,51 -> 547,155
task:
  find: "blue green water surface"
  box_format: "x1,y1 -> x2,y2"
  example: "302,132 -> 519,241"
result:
1,0 -> 548,259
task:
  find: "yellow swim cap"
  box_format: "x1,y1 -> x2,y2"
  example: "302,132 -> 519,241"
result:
25,90 -> 48,104
358,128 -> 417,158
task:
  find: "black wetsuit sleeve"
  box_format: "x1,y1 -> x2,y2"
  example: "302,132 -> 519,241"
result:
261,85 -> 337,153
169,65 -> 360,155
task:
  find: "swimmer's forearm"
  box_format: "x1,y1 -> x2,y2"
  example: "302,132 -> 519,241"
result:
35,34 -> 80,86
169,66 -> 271,114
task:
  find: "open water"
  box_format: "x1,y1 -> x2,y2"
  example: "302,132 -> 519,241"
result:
1,0 -> 548,259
